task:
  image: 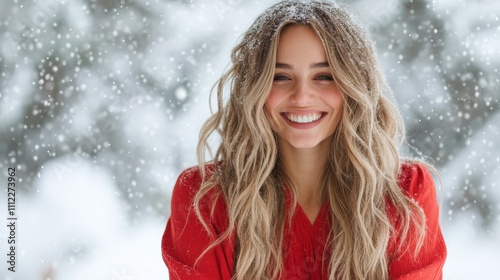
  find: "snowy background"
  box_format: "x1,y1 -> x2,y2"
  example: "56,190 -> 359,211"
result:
0,0 -> 498,279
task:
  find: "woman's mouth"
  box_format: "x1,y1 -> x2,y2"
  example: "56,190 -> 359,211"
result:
282,113 -> 324,124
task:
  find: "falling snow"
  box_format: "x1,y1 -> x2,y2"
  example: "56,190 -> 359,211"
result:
0,0 -> 499,279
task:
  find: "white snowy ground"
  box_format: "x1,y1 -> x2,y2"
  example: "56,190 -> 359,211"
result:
2,158 -> 169,280
443,222 -> 500,280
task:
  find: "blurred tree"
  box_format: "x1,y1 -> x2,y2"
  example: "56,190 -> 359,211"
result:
0,0 -> 221,222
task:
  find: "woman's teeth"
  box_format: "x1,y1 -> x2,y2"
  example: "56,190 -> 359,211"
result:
285,113 -> 322,124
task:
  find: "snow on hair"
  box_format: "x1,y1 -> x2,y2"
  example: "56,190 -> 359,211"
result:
194,1 -> 426,279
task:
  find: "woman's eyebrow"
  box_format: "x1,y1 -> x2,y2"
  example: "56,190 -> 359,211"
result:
275,62 -> 293,70
275,62 -> 330,70
311,62 -> 329,69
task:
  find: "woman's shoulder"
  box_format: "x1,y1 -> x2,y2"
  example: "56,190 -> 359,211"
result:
171,163 -> 224,215
173,163 -> 218,192
170,163 -> 230,235
398,159 -> 438,200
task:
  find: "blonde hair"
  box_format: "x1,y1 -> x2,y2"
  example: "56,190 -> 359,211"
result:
194,1 -> 426,279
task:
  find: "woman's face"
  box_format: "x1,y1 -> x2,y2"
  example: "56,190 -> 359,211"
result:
265,25 -> 343,150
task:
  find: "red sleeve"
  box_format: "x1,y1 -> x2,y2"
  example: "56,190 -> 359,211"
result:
161,166 -> 234,280
389,163 -> 447,280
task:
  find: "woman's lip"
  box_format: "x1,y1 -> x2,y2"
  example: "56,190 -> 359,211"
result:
281,110 -> 325,115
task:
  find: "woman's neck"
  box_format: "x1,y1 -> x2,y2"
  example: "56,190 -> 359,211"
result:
279,139 -> 329,209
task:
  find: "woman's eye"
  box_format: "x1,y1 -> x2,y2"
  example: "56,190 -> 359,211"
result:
273,74 -> 290,81
316,74 -> 334,81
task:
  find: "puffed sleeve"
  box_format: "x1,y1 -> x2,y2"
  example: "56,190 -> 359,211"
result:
161,166 -> 235,280
389,163 -> 447,280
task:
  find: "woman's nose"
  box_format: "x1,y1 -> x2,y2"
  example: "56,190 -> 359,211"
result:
290,81 -> 313,105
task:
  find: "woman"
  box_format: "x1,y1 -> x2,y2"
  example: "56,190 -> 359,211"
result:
161,1 -> 447,279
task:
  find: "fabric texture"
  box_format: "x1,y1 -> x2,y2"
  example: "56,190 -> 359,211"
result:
161,163 -> 447,279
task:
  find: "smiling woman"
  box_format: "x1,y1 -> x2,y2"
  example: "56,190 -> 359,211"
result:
161,1 -> 446,279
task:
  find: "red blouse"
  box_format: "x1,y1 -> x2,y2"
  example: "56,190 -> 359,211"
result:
161,163 -> 446,279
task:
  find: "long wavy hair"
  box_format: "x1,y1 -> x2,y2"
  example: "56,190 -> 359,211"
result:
194,1 -> 426,279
